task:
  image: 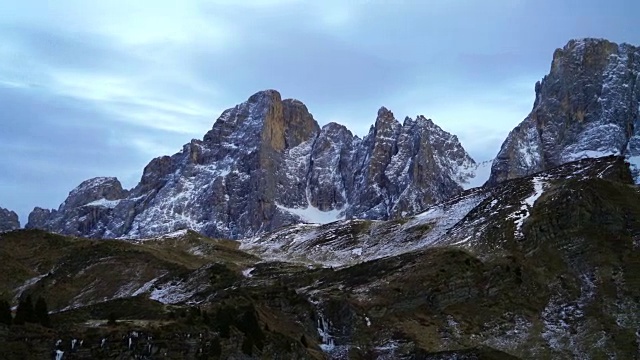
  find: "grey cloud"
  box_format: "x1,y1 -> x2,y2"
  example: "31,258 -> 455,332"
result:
1,25 -> 145,76
0,85 -> 196,223
2,24 -> 217,106
188,31 -> 417,108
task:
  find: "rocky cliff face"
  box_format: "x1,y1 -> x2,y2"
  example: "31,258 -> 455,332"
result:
0,207 -> 19,232
488,38 -> 640,185
27,90 -> 484,239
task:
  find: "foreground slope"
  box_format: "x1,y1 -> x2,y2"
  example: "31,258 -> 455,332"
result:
2,157 -> 639,359
0,229 -> 257,311
0,230 -> 324,359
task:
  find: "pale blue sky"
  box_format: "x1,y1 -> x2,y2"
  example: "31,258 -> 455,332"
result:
1,0 -> 639,224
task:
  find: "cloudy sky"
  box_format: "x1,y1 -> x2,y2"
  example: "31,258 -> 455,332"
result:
1,0 -> 639,224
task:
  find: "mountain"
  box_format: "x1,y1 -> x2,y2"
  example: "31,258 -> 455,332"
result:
488,38 -> 640,185
0,207 -> 19,232
2,157 -> 638,359
8,37 -> 640,358
26,90 -> 486,240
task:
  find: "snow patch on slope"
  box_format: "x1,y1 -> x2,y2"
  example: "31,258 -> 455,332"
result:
13,272 -> 49,302
132,275 -> 165,296
459,160 -> 493,190
242,267 -> 255,278
277,203 -> 344,225
409,192 -> 487,247
128,229 -> 189,243
149,281 -> 196,305
524,177 -> 546,207
507,176 -> 548,236
568,149 -> 620,160
85,198 -> 122,209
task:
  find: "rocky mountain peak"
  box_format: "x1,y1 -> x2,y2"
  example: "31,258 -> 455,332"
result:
203,90 -> 279,146
60,177 -> 127,211
550,38 -> 619,74
0,207 -> 20,232
360,107 -> 402,197
202,89 -> 319,154
414,114 -> 433,124
25,176 -> 129,237
402,116 -> 415,127
26,207 -> 54,230
488,38 -> 640,185
413,115 -> 450,136
377,105 -> 393,117
282,98 -> 320,148
369,107 -> 402,150
321,121 -> 352,135
374,106 -> 399,128
247,88 -> 282,104
402,115 -> 436,129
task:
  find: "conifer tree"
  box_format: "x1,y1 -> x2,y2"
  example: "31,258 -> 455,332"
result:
0,299 -> 12,326
13,295 -> 35,325
34,297 -> 51,327
107,312 -> 118,326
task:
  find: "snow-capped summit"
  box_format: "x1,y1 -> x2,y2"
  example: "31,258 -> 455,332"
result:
27,90 -> 483,239
488,38 -> 640,185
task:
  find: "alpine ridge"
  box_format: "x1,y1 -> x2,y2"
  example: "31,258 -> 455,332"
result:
488,38 -> 640,185
26,90 -> 484,239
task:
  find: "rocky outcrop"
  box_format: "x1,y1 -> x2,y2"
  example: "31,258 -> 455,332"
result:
25,177 -> 128,238
27,90 -> 483,239
347,111 -> 477,219
488,38 -> 640,185
25,207 -> 54,230
0,207 -> 19,232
